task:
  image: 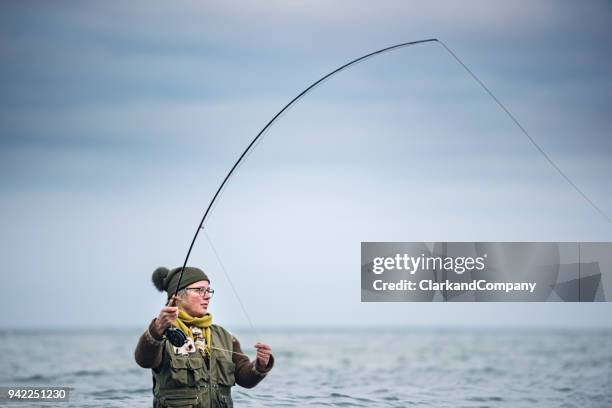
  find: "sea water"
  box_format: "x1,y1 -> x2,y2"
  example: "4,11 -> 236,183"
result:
1,327 -> 610,407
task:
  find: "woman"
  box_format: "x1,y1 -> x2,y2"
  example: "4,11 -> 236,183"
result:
135,266 -> 274,407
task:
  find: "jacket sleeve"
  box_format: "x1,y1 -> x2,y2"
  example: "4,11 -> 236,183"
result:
134,318 -> 165,370
232,337 -> 274,389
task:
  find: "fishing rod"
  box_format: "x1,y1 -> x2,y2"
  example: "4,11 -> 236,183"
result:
163,38 -> 611,346
163,38 -> 438,346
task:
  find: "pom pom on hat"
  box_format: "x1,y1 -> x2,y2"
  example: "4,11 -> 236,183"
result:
152,267 -> 170,291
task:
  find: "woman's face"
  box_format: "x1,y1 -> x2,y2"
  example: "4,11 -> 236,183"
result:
178,280 -> 211,317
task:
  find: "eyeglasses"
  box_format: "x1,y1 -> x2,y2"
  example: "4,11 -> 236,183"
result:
185,287 -> 214,297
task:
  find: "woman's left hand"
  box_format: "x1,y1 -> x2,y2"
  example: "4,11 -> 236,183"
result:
254,342 -> 272,369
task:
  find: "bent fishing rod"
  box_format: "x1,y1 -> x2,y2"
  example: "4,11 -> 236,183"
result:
163,38 -> 611,346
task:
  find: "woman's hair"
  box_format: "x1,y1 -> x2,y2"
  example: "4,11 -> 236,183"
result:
176,289 -> 187,299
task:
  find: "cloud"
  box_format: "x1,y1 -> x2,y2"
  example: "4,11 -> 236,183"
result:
0,1 -> 610,328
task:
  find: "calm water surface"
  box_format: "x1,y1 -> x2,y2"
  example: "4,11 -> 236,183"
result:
1,328 -> 610,407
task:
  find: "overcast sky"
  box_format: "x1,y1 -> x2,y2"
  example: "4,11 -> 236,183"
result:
1,1 -> 610,329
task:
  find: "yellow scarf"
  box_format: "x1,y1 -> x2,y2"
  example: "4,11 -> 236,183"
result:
172,310 -> 213,355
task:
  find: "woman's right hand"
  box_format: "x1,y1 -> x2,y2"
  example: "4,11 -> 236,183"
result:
153,305 -> 179,337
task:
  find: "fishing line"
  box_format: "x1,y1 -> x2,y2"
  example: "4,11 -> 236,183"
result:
209,345 -> 250,358
437,40 -> 612,225
204,230 -> 262,340
166,38 -> 611,345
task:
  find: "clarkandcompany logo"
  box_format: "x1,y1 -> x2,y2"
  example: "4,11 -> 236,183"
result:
362,242 -> 611,302
368,251 -> 537,295
371,253 -> 488,275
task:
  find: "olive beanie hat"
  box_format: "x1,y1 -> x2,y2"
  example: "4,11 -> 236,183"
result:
152,266 -> 209,299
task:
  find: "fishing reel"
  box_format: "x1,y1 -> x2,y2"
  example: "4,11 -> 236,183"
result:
165,326 -> 188,347
164,294 -> 188,347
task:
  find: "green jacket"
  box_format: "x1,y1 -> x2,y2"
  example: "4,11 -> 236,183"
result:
135,322 -> 273,408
